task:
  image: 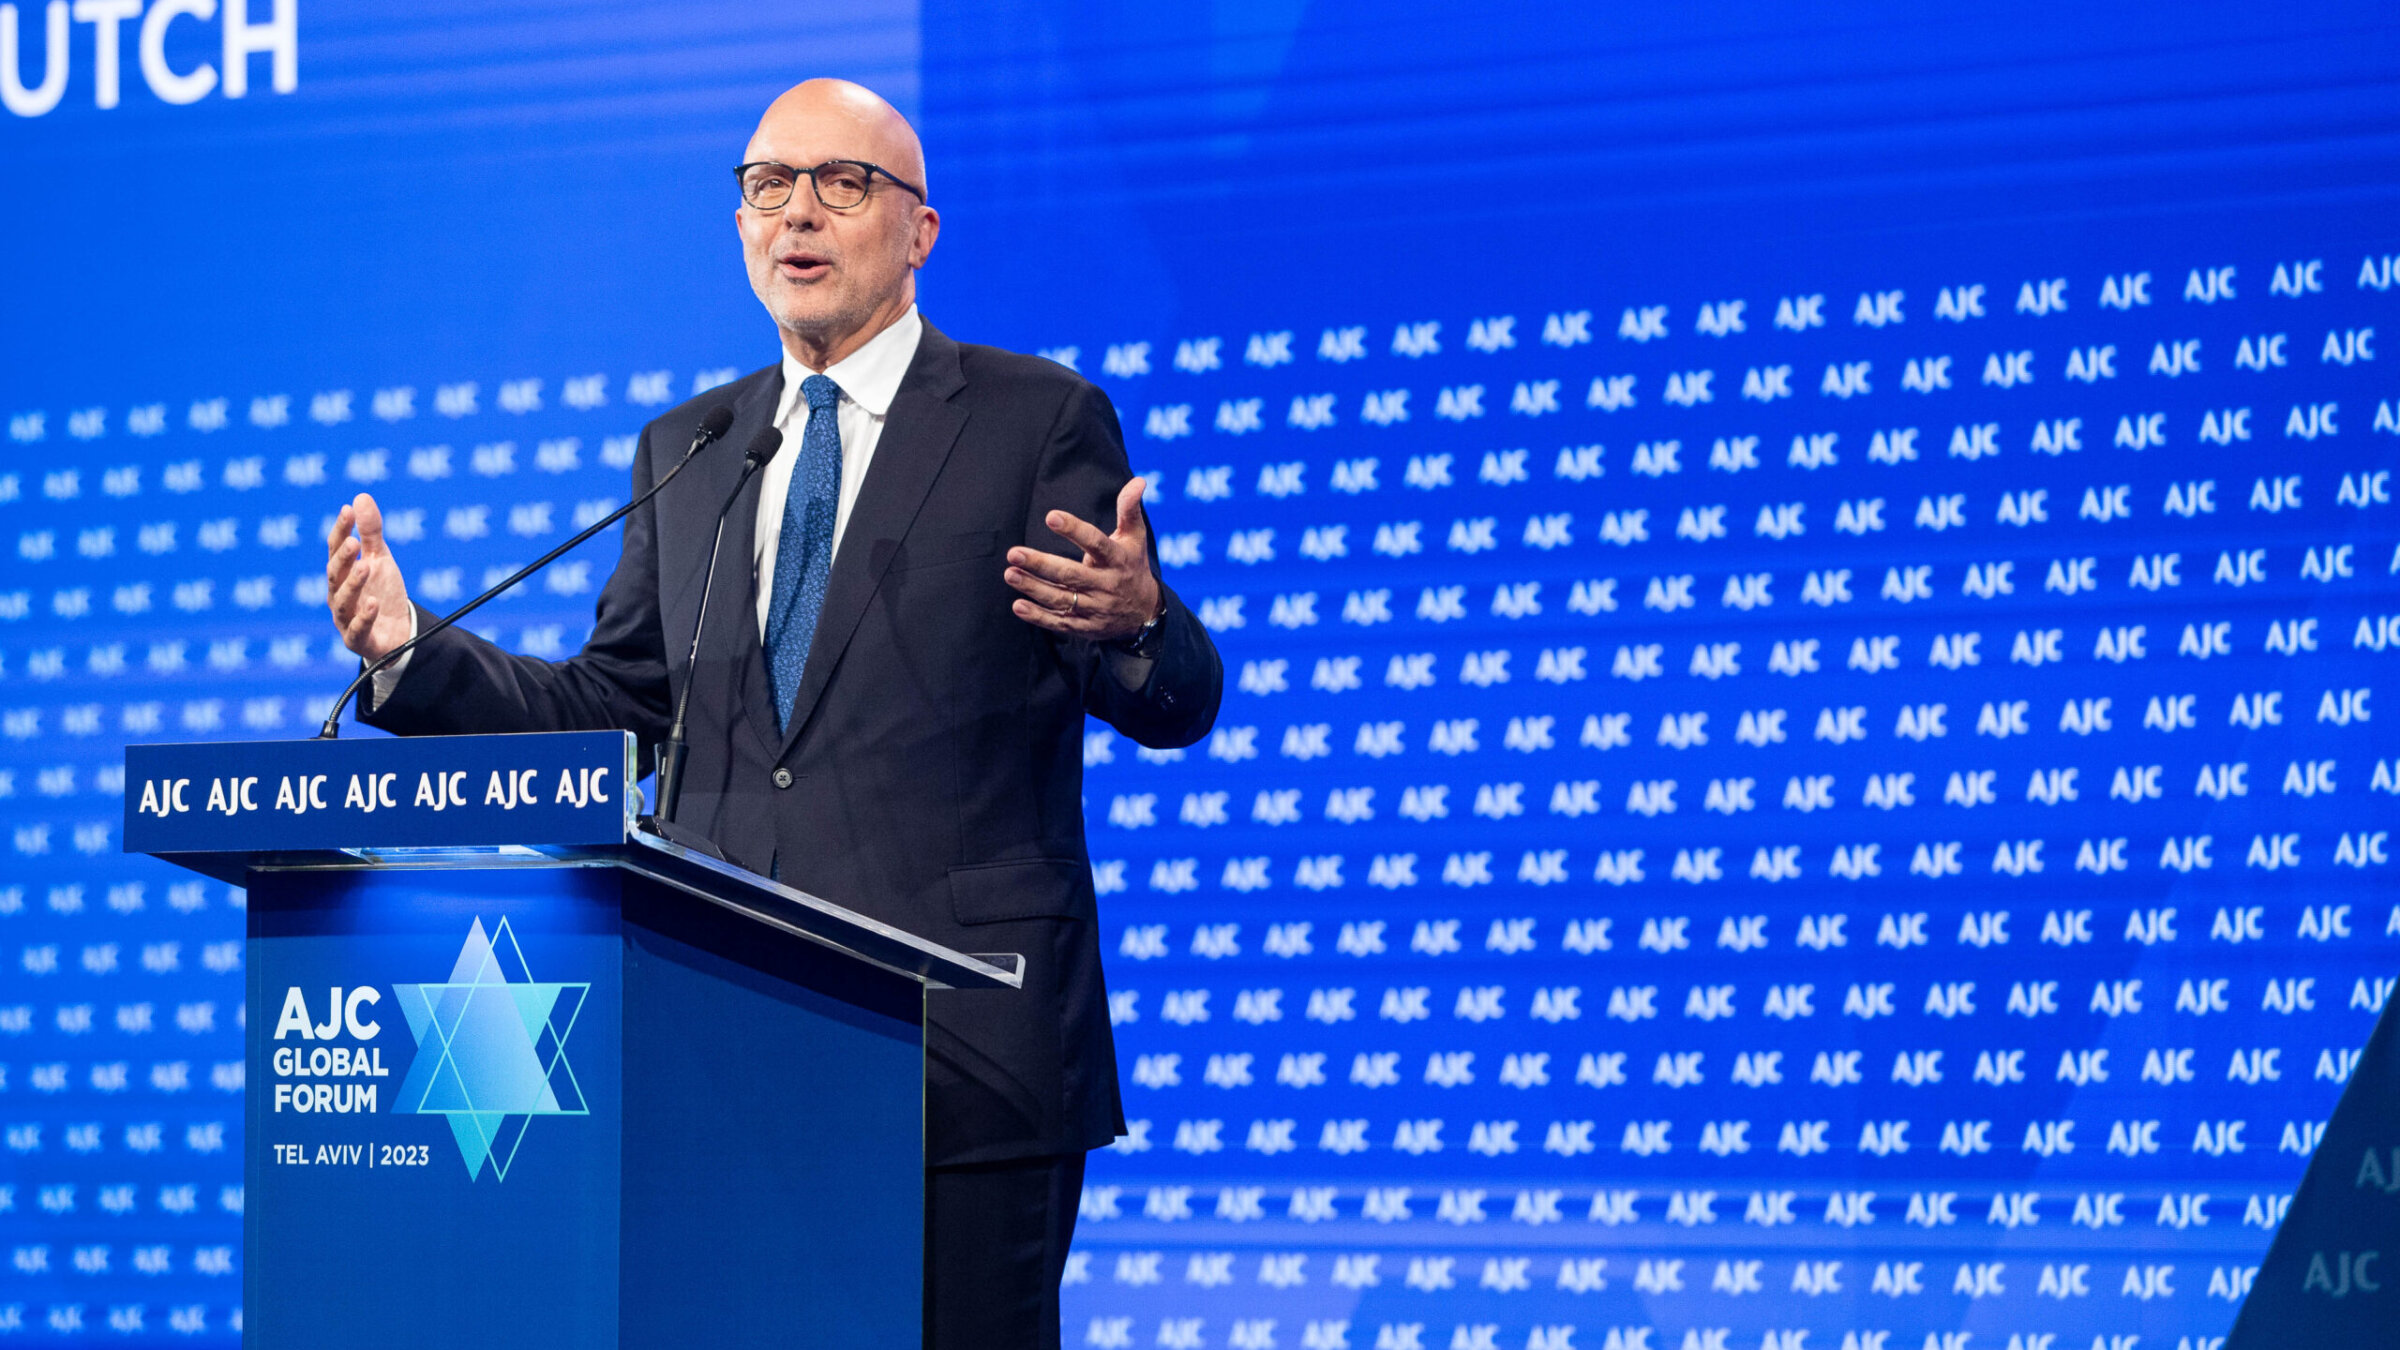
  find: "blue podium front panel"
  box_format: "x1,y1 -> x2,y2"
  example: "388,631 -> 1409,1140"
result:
239,858 -> 928,1350
244,865 -> 624,1350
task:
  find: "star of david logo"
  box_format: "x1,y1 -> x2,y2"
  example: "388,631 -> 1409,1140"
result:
392,917 -> 588,1181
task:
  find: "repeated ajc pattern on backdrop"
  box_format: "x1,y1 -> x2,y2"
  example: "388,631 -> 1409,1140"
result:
1054,257 -> 2400,1350
4,243 -> 2400,1344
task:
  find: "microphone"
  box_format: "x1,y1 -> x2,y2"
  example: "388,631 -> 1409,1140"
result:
654,425 -> 783,826
315,405 -> 738,739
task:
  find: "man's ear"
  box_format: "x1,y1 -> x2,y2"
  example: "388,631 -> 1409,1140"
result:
910,206 -> 942,268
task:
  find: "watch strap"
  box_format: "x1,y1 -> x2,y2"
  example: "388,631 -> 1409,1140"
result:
1109,607 -> 1167,659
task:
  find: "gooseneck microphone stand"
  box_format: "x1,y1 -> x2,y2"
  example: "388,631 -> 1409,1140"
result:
314,406 -> 737,739
654,426 -> 784,826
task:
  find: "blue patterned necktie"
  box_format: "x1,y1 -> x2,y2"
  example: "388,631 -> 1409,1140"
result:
764,373 -> 843,732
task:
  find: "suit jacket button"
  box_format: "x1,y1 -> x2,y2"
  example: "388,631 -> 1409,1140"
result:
772,768 -> 794,789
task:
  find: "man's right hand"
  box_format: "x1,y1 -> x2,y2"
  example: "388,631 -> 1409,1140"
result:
326,493 -> 414,663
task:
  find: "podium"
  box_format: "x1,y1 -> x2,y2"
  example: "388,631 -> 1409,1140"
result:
123,731 -> 1020,1350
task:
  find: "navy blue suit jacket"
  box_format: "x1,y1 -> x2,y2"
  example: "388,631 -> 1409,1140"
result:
364,320 -> 1223,1164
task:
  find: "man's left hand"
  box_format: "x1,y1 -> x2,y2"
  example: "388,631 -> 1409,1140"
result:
1007,476 -> 1164,642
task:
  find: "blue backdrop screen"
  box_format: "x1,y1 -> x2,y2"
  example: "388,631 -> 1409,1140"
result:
4,1 -> 2398,1345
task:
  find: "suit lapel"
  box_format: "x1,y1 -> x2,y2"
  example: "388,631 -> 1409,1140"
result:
661,366 -> 786,760
780,321 -> 970,752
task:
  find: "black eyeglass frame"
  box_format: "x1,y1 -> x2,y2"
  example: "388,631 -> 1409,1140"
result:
733,159 -> 927,211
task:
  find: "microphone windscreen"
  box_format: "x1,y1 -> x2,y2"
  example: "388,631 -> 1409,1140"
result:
743,427 -> 785,467
698,405 -> 737,440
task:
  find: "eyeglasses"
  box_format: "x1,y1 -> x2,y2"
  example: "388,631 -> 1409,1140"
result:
734,159 -> 925,211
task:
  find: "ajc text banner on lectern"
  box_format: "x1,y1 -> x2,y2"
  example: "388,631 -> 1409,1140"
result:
123,732 -> 635,854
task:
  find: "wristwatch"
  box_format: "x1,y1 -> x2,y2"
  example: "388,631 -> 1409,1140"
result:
1109,602 -> 1167,659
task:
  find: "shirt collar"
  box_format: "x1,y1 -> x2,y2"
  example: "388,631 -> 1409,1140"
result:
774,305 -> 923,425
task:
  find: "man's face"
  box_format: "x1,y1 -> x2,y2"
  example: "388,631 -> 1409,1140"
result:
738,90 -> 936,360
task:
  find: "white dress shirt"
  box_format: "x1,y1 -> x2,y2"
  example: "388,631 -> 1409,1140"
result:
753,305 -> 922,637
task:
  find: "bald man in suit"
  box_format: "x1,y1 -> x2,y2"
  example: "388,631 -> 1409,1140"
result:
326,79 -> 1222,1350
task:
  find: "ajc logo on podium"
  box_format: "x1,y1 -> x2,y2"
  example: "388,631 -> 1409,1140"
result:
390,917 -> 592,1181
